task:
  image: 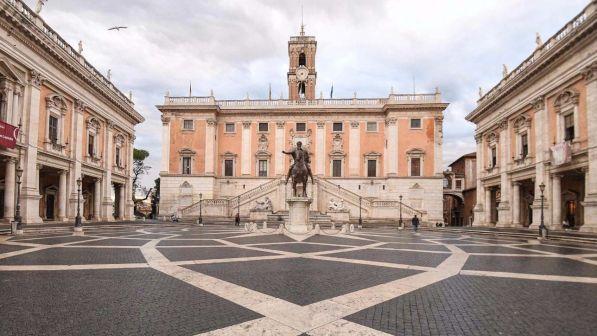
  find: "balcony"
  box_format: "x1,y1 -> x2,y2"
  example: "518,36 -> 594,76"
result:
513,154 -> 534,168
113,163 -> 127,176
85,154 -> 102,166
44,141 -> 66,156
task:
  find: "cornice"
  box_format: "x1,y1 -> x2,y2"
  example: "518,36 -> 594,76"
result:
0,3 -> 144,124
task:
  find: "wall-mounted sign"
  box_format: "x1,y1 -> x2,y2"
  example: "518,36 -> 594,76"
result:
0,120 -> 18,149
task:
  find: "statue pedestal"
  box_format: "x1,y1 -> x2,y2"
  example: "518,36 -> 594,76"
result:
328,209 -> 350,223
286,197 -> 312,234
249,209 -> 270,221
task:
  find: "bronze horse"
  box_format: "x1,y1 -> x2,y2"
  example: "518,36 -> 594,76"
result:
283,141 -> 314,197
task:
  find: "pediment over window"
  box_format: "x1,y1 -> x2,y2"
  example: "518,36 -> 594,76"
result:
513,115 -> 531,131
410,183 -> 422,189
87,117 -> 101,131
45,93 -> 67,112
114,133 -> 126,147
255,150 -> 271,159
329,149 -> 345,158
220,151 -> 237,159
554,89 -> 580,111
179,148 -> 196,156
180,181 -> 191,188
406,148 -> 425,156
363,151 -> 382,158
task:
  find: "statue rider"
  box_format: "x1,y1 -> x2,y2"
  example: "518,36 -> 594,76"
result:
282,141 -> 314,184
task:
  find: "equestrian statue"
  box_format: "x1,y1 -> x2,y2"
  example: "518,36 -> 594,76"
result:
283,141 -> 314,197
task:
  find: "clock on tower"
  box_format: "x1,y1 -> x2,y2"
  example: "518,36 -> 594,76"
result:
287,27 -> 317,100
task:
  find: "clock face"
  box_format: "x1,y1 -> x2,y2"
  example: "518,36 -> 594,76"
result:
296,67 -> 308,81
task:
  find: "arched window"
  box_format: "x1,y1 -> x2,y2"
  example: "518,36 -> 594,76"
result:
298,53 -> 306,66
298,82 -> 306,99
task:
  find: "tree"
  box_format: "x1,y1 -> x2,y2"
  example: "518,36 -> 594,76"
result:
132,148 -> 152,202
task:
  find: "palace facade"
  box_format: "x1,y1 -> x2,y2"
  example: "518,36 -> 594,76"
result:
0,0 -> 144,224
466,2 -> 597,232
158,28 -> 448,223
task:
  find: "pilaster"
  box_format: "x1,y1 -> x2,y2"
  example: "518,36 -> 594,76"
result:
241,121 -> 251,175
581,62 -> 597,232
348,121 -> 360,176
385,118 -> 397,176
275,121 -> 285,176
315,121 -> 325,176
160,115 -> 171,173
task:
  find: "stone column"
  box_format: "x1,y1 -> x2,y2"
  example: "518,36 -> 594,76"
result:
241,121 -> 251,175
11,86 -> 21,126
473,134 -> 486,226
582,63 -> 597,232
497,119 -> 511,227
530,96 -> 550,228
21,70 -> 43,224
2,82 -> 14,123
3,158 -> 16,222
551,174 -> 562,230
119,184 -> 125,220
94,178 -> 101,221
512,182 -> 521,227
275,121 -> 285,176
485,188 -> 492,225
57,169 -> 67,221
385,118 -> 397,176
102,122 -> 114,220
126,136 -> 135,220
160,116 -> 170,173
315,121 -> 325,176
434,116 -> 444,176
348,121 -> 360,176
69,99 -> 85,219
204,119 -> 216,175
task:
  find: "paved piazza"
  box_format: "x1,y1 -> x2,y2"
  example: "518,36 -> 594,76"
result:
1,224 -> 596,335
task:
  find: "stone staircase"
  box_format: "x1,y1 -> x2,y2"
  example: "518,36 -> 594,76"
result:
266,211 -> 333,226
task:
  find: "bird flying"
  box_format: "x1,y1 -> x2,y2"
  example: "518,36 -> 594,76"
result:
108,26 -> 127,31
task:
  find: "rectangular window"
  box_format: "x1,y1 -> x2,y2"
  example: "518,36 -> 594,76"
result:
258,160 -> 268,177
49,116 -> 58,144
258,122 -> 269,132
115,147 -> 121,166
87,134 -> 95,156
224,159 -> 234,177
491,147 -> 497,167
296,122 -> 306,132
367,159 -> 377,177
183,119 -> 194,130
455,180 -> 462,190
225,123 -> 235,133
333,122 -> 343,132
521,133 -> 528,158
366,121 -> 378,132
332,160 -> 342,177
411,157 -> 421,176
182,157 -> 191,175
564,114 -> 574,141
410,118 -> 422,129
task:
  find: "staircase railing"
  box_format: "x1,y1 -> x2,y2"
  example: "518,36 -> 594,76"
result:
370,200 -> 423,217
316,177 -> 372,210
228,178 -> 283,209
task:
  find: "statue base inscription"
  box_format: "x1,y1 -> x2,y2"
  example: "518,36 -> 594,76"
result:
286,197 -> 312,234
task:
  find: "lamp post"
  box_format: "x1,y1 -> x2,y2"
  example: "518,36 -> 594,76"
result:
358,196 -> 362,229
399,194 -> 403,229
14,165 -> 23,234
198,193 -> 203,224
539,182 -> 548,239
74,177 -> 82,230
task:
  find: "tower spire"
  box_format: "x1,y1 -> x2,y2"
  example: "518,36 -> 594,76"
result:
300,4 -> 305,36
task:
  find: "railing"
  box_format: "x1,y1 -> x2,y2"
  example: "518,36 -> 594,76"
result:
477,1 -> 594,105
4,0 -> 133,106
370,200 -> 423,217
228,178 -> 282,210
316,177 -> 372,209
163,93 -> 441,108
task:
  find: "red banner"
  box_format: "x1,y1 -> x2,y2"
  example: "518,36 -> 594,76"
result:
0,120 -> 19,149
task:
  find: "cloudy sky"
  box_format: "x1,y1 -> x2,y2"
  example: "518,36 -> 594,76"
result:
24,0 -> 588,187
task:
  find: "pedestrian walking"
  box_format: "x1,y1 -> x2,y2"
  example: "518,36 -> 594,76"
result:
412,214 -> 420,232
235,213 -> 240,227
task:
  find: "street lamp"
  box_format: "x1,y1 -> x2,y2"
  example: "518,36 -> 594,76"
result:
74,177 -> 82,230
358,196 -> 362,229
399,194 -> 403,229
198,193 -> 203,224
14,165 -> 23,234
539,182 -> 548,239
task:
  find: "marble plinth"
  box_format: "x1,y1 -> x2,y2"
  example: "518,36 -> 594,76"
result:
286,197 -> 312,234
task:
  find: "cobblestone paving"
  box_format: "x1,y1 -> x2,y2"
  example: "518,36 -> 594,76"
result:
0,223 -> 596,335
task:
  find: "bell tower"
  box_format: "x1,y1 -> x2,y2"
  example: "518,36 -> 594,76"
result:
288,25 -> 317,100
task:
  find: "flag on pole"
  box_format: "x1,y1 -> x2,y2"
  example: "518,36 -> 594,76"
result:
330,83 -> 334,99
189,81 -> 192,97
